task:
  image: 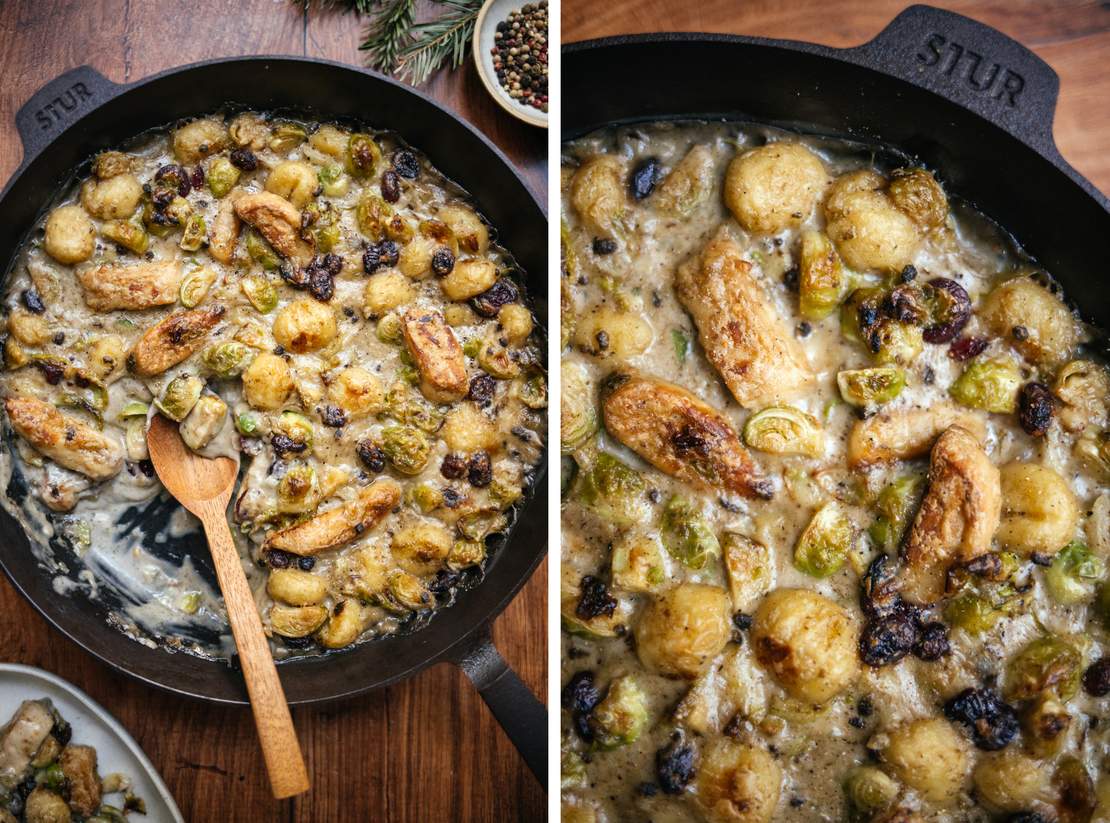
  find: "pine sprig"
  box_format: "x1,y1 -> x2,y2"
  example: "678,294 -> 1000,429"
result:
394,0 -> 482,85
360,0 -> 417,75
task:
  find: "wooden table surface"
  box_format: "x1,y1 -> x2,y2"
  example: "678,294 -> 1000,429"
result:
0,2 -> 546,822
563,0 -> 1110,197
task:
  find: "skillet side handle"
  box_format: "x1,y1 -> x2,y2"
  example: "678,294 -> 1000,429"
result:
450,628 -> 548,790
15,66 -> 121,168
848,4 -> 1060,156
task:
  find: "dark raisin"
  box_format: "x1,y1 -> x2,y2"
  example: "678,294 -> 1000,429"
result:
948,335 -> 989,361
797,321 -> 812,338
428,569 -> 461,594
266,549 -> 296,569
782,266 -> 799,292
53,718 -> 72,745
271,433 -> 306,457
1012,324 -> 1029,341
575,575 -> 616,620
356,439 -> 386,472
33,359 -> 65,385
859,613 -> 918,667
860,554 -> 903,620
1083,657 -> 1110,697
137,459 -> 155,477
561,670 -> 601,713
923,366 -> 936,385
468,373 -> 496,404
1018,381 -> 1055,437
656,731 -> 696,795
52,332 -> 65,345
470,278 -> 519,317
380,169 -> 401,203
923,278 -> 972,343
298,556 -> 316,571
637,783 -> 658,797
377,240 -> 400,268
393,149 -> 420,179
732,613 -> 752,630
944,688 -> 1019,750
912,621 -> 951,661
900,264 -> 918,282
320,405 -> 346,428
595,330 -> 610,351
21,288 -> 45,314
362,245 -> 383,274
592,237 -> 617,255
629,157 -> 660,200
280,634 -> 315,649
431,247 -> 456,276
467,451 -> 493,487
440,453 -> 467,479
230,148 -> 258,171
857,696 -> 874,717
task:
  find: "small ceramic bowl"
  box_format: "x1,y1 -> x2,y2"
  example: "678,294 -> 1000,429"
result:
472,0 -> 548,129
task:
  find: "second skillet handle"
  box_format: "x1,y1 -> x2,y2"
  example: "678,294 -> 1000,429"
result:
450,628 -> 547,789
847,5 -> 1060,155
15,65 -> 122,168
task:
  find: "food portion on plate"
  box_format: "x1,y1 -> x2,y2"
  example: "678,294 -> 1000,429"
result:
0,112 -> 545,657
0,698 -> 144,822
560,122 -> 1110,821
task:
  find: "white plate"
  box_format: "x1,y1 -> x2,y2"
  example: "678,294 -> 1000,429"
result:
0,664 -> 184,822
472,0 -> 548,129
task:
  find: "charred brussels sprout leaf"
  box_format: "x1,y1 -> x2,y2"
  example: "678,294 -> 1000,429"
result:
868,473 -> 925,552
179,266 -> 216,308
1005,636 -> 1084,703
269,123 -> 307,154
837,367 -> 905,408
156,374 -> 203,422
794,502 -> 853,578
742,406 -> 824,457
950,359 -> 1022,413
317,163 -> 349,198
590,675 -> 649,749
241,274 -> 278,313
381,425 -> 431,475
356,192 -> 392,240
660,495 -> 720,570
1045,542 -> 1106,605
798,230 -> 846,320
277,462 -> 318,513
202,342 -> 251,379
574,452 -> 646,527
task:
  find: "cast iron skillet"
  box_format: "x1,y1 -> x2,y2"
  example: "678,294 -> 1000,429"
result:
0,57 -> 547,785
565,5 -> 1110,339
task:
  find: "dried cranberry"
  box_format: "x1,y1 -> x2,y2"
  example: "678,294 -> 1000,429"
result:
21,289 -> 45,314
944,688 -> 1019,750
948,335 -> 989,361
470,278 -> 519,317
859,613 -> 918,667
431,247 -> 455,276
392,149 -> 419,179
362,245 -> 383,274
229,148 -> 258,171
923,278 -> 972,343
155,163 -> 191,196
271,433 -> 306,457
468,373 -> 496,405
629,157 -> 660,200
300,253 -> 342,302
656,731 -> 696,795
380,170 -> 401,203
356,439 -> 386,472
575,575 -> 616,620
1083,657 -> 1110,697
467,451 -> 493,487
1018,381 -> 1055,437
440,453 -> 467,479
913,622 -> 951,661
266,549 -> 296,568
191,166 -> 205,189
561,670 -> 601,713
319,405 -> 346,428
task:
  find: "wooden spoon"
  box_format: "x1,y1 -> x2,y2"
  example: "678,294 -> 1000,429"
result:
146,414 -> 310,799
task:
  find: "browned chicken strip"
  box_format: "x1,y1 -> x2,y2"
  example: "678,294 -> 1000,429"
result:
675,231 -> 813,407
5,396 -> 123,480
263,479 -> 402,555
234,191 -> 313,264
128,306 -> 224,377
75,260 -> 181,311
402,308 -> 468,403
602,371 -> 772,499
900,425 -> 1001,605
847,404 -> 987,468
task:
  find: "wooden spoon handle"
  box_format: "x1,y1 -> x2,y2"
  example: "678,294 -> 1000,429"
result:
199,501 -> 310,799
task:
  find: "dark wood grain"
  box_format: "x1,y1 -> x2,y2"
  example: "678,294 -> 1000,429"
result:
0,2 -> 546,821
562,0 -> 1110,196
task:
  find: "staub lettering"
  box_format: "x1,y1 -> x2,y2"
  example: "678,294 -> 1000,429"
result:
33,82 -> 94,132
917,32 -> 1024,107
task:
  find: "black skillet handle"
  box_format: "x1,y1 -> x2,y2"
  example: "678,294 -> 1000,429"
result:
15,66 -> 122,168
847,5 -> 1061,156
448,628 -> 547,789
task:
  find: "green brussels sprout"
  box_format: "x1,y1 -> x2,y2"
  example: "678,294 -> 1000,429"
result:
317,163 -> 349,198
35,763 -> 66,792
868,473 -> 925,551
519,373 -> 548,410
870,319 -> 923,365
269,122 -> 307,154
381,425 -> 431,475
590,675 -> 649,749
236,412 -> 259,436
303,201 -> 341,252
125,417 -> 148,461
561,362 -> 597,453
270,603 -> 327,637
141,198 -> 173,238
119,400 -> 149,419
462,337 -> 482,358
156,374 -> 203,422
721,532 -> 773,611
448,539 -> 486,570
408,483 -> 443,513
844,766 -> 899,815
202,341 -> 252,379
180,393 -> 228,451
660,495 -> 720,570
478,339 -> 520,380
561,748 -> 587,790
794,502 -> 853,578
1045,542 -> 1105,605
245,229 -> 280,271
1052,757 -> 1096,822
742,405 -> 824,457
490,474 -> 523,509
574,452 -> 646,527
347,133 -> 382,179
611,533 -> 666,593
179,266 -> 217,308
950,359 -> 1022,413
385,569 -> 432,612
798,230 -> 846,320
1005,635 -> 1084,703
840,286 -> 884,343
1075,429 -> 1110,481
376,312 -> 404,345
837,367 -> 905,408
58,391 -> 104,429
457,509 -> 507,542
241,274 -> 278,313
943,582 -> 1025,635
101,219 -> 149,254
207,156 -> 241,198
274,411 -> 314,449
277,461 -> 319,513
163,195 -> 193,226
356,192 -> 392,240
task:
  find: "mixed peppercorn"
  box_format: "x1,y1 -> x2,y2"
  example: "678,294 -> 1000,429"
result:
490,2 -> 548,113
